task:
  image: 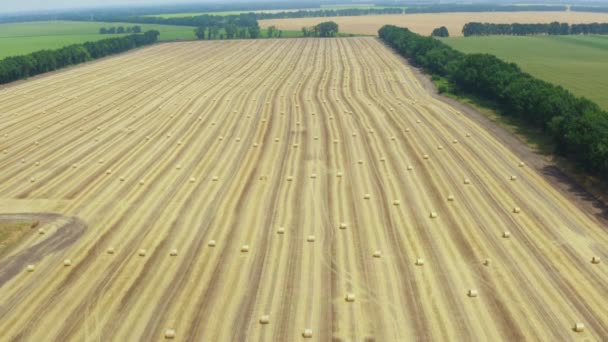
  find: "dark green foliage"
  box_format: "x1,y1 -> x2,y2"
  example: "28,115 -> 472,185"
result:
571,6 -> 608,13
99,25 -> 142,34
0,30 -> 159,84
463,22 -> 608,36
302,21 -> 339,38
405,4 -> 565,14
431,26 -> 449,37
379,24 -> 608,179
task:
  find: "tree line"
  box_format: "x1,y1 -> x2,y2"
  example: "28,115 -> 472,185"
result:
431,26 -> 449,37
253,7 -> 405,20
378,25 -> 608,181
99,26 -> 142,34
463,22 -> 608,36
193,22 -> 262,40
302,21 -> 339,37
0,31 -> 159,85
405,4 -> 566,14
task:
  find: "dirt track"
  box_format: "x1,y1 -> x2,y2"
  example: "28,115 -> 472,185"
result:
260,11 -> 608,36
0,37 -> 606,341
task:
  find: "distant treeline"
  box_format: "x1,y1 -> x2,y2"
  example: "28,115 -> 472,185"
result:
571,6 -> 608,13
378,25 -> 608,180
99,25 -> 142,34
463,22 -> 608,36
253,7 -> 405,19
405,4 -> 566,14
301,21 -> 339,37
0,31 -> 159,85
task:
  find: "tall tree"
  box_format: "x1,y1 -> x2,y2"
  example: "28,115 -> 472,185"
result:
194,26 -> 205,40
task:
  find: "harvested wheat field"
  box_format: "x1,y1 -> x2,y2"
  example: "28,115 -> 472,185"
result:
0,37 -> 607,341
260,11 -> 608,36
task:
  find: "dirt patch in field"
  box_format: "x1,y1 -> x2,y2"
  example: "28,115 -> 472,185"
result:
260,11 -> 608,36
0,213 -> 86,287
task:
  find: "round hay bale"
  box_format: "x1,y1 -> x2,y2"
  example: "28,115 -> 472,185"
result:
277,227 -> 285,234
519,161 -> 525,167
208,240 -> 216,247
139,180 -> 145,185
138,249 -> 147,257
364,194 -> 371,200
447,195 -> 455,202
503,231 -> 511,238
63,259 -> 72,267
176,164 -> 182,170
391,136 -> 396,141
72,164 -> 78,169
189,177 -> 196,183
30,177 -> 36,183
26,264 -> 35,272
310,173 -> 317,179
313,136 -> 319,140
333,139 -> 339,144
513,207 -> 521,214
380,157 -> 386,162
423,155 -> 429,160
510,175 -> 517,181
591,256 -> 601,264
429,212 -> 437,219
393,200 -> 400,206
339,223 -> 347,230
35,162 -> 40,166
212,176 -> 219,182
170,249 -> 178,256
235,137 -> 241,142
358,160 -> 364,165
164,329 -> 176,339
437,146 -> 443,150
219,136 -> 224,141
352,132 -> 357,137
274,138 -> 279,142
404,128 -> 410,132
286,176 -> 293,182
468,289 -> 478,297
416,120 -> 421,124
107,247 -> 115,254
345,293 -> 356,302
259,315 -> 270,324
464,178 -> 471,185
373,251 -> 382,258
466,133 -> 471,137
574,323 -> 584,332
302,329 -> 313,338
452,139 -> 458,144
241,245 -> 250,253
415,258 -> 425,266
336,172 -> 343,178
120,177 -> 125,182
307,235 -> 315,242
38,228 -> 45,235
407,165 -> 413,171
483,259 -> 491,266
21,158 -> 26,164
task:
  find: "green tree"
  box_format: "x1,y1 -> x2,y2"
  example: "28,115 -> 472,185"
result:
431,26 -> 449,37
267,25 -> 277,38
248,25 -> 261,39
99,27 -> 108,34
116,26 -> 125,34
132,25 -> 142,33
314,21 -> 339,37
194,27 -> 206,40
225,24 -> 238,39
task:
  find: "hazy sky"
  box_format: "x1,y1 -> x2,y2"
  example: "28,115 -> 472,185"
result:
1,0 -> 209,13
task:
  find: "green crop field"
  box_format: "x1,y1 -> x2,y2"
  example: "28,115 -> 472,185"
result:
444,35 -> 608,109
0,21 -> 195,59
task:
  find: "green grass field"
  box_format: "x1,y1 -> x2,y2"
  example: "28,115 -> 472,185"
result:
444,35 -> 608,109
0,21 -> 196,59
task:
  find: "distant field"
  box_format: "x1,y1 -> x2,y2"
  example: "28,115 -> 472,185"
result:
0,21 -> 195,59
444,35 -> 608,109
260,11 -> 608,36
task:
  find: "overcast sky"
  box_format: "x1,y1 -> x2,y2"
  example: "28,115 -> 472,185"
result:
1,0 -> 212,13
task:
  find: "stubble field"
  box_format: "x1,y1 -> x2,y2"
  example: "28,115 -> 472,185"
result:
260,11 -> 608,36
0,37 -> 606,341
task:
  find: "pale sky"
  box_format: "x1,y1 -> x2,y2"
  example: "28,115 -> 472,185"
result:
0,0 -> 228,14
